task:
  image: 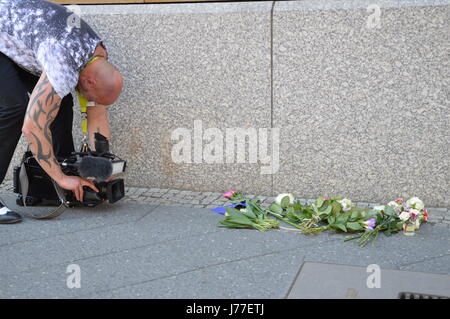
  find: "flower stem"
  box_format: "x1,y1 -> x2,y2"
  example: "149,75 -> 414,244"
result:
265,210 -> 307,230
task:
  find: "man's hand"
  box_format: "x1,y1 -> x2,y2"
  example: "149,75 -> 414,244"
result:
87,104 -> 111,150
106,172 -> 124,183
58,176 -> 99,202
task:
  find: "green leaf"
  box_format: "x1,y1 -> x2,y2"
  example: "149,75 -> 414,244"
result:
384,205 -> 396,217
336,211 -> 351,224
286,206 -> 295,215
293,201 -> 302,211
350,211 -> 359,221
319,204 -> 332,216
224,206 -> 242,216
331,201 -> 342,214
241,208 -> 256,220
316,197 -> 324,208
311,204 -> 319,214
280,196 -> 291,209
347,221 -> 363,231
327,215 -> 336,225
288,210 -> 309,223
366,210 -> 380,218
334,224 -> 347,232
218,222 -> 250,229
269,203 -> 283,215
219,215 -> 255,228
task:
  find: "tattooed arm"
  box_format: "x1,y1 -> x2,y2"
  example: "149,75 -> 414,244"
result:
22,72 -> 98,201
86,104 -> 111,150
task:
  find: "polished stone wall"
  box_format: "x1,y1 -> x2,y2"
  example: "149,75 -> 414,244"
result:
272,0 -> 449,206
7,0 -> 450,206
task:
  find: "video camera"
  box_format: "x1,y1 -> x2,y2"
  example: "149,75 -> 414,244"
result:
13,133 -> 126,208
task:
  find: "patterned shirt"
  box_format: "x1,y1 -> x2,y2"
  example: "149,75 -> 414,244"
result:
0,0 -> 104,98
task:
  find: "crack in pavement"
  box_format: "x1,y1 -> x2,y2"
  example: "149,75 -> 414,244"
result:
397,253 -> 450,269
0,228 -> 225,277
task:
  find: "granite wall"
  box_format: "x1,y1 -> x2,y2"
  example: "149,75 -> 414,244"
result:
7,0 -> 449,206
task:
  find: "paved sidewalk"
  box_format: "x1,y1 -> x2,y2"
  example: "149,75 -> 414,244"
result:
0,189 -> 449,299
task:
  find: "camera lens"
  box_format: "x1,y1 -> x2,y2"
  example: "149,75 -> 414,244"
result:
83,185 -> 106,202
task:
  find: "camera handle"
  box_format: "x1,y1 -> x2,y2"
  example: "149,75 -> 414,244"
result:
19,154 -> 69,220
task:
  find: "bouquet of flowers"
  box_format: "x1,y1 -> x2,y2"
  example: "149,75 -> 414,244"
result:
344,197 -> 428,245
218,191 -> 279,232
391,197 -> 429,229
216,191 -> 429,247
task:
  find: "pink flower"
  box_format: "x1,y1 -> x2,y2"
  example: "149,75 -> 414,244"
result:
223,190 -> 236,199
323,196 -> 329,200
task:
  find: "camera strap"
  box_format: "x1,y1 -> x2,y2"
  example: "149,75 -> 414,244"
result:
76,91 -> 90,153
19,155 -> 69,220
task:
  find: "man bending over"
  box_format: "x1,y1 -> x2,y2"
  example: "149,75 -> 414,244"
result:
0,0 -> 124,223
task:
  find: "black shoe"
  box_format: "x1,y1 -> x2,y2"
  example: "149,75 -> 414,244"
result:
0,203 -> 22,224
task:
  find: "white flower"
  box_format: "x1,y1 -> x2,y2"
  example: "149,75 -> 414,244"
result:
406,197 -> 424,210
399,211 -> 410,221
240,208 -> 249,213
275,193 -> 294,206
337,198 -> 353,211
373,205 -> 385,211
387,201 -> 400,207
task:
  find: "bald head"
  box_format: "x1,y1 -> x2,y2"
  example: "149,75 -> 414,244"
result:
78,58 -> 123,105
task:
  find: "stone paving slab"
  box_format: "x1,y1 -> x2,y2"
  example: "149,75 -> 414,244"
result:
88,250 -> 307,299
286,262 -> 450,299
0,194 -> 154,247
400,255 -> 450,275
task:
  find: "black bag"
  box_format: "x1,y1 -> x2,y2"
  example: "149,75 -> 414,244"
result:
13,151 -> 68,219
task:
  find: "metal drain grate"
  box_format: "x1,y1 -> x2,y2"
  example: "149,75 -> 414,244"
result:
399,292 -> 450,299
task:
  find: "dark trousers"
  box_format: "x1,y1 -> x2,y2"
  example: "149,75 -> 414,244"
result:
0,52 -> 75,185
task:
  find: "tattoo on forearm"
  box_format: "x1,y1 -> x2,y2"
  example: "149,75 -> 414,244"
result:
42,102 -> 59,145
32,100 -> 46,130
25,74 -> 62,171
45,87 -> 58,106
25,75 -> 49,119
29,131 -> 52,168
26,88 -> 45,120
